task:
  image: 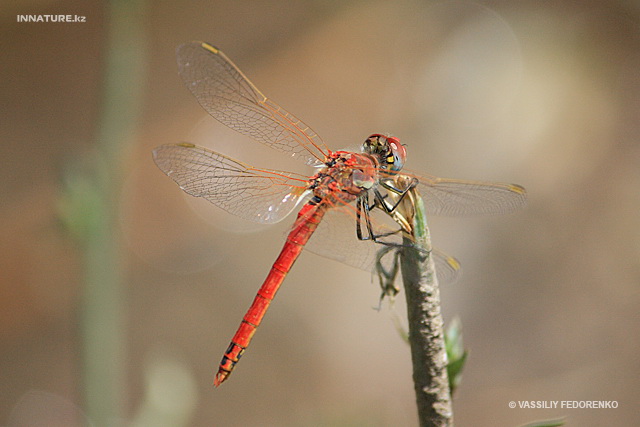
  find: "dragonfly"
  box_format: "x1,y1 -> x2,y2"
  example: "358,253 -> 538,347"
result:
153,41 -> 527,387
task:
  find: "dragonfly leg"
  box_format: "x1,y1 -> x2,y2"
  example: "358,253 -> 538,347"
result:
356,197 -> 368,241
374,245 -> 402,302
356,194 -> 410,245
356,196 -> 400,246
356,190 -> 432,266
374,176 -> 419,214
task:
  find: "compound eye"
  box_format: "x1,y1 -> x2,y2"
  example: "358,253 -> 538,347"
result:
363,134 -> 387,157
388,139 -> 406,171
366,133 -> 384,142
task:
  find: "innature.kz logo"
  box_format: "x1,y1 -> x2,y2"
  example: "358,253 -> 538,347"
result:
17,15 -> 86,23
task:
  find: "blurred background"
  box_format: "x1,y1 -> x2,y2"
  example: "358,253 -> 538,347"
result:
2,0 -> 639,426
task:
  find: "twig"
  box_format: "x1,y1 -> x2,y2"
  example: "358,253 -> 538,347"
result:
398,181 -> 453,426
61,0 -> 147,424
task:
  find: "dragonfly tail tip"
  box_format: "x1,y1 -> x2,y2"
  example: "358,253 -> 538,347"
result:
213,370 -> 229,387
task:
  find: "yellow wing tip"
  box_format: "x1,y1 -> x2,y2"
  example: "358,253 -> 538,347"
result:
509,184 -> 527,195
177,142 -> 196,148
200,42 -> 219,54
446,256 -> 461,271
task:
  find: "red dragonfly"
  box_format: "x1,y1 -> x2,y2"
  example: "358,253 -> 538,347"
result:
153,41 -> 527,387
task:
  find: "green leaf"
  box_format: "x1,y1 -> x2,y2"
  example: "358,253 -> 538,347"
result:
518,418 -> 565,427
444,317 -> 467,395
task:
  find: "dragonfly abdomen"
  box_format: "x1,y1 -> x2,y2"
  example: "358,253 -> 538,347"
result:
214,203 -> 326,386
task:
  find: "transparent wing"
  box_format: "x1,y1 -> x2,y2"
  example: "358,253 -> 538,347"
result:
304,206 -> 461,285
153,143 -> 309,224
431,248 -> 462,285
177,41 -> 329,166
305,207 -> 395,272
408,171 -> 527,216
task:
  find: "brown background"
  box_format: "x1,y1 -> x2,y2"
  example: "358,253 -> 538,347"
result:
2,0 -> 639,426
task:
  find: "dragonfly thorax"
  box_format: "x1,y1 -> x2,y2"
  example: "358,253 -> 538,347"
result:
309,151 -> 378,204
362,134 -> 406,172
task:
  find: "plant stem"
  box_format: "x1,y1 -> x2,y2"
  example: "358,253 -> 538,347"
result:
399,187 -> 453,426
79,0 -> 146,424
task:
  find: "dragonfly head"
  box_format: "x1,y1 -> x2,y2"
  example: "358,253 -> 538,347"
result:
362,134 -> 406,172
